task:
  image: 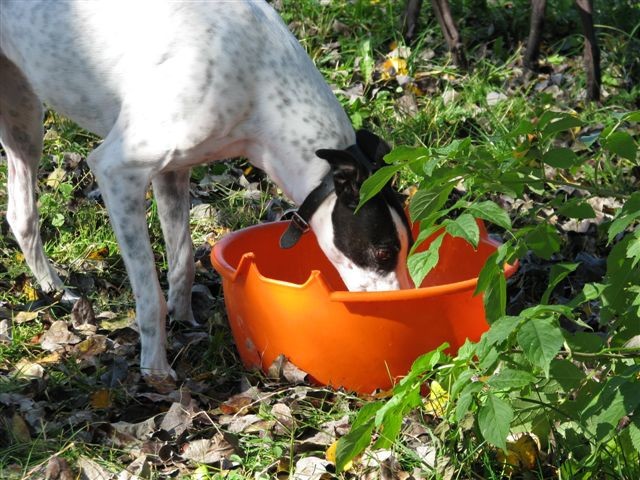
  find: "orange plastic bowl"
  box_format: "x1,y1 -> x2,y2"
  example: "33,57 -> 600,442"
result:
211,220 -> 517,393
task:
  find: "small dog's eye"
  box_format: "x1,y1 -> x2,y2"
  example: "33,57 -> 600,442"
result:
373,247 -> 394,263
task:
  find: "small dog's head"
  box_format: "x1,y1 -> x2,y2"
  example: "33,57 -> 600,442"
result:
311,130 -> 413,291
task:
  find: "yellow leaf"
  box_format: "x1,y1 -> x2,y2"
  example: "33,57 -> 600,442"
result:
424,380 -> 449,417
90,389 -> 112,409
37,351 -> 63,365
22,282 -> 39,301
380,57 -> 408,80
45,167 -> 66,188
326,440 -> 353,471
87,246 -> 109,261
496,434 -> 540,473
15,252 -> 25,263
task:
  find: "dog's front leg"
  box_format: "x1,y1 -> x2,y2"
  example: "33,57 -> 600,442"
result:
152,170 -> 197,326
87,139 -> 175,381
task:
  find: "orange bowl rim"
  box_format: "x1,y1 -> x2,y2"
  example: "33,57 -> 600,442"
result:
211,221 -> 519,304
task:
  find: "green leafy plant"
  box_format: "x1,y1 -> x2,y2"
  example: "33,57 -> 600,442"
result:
339,109 -> 640,475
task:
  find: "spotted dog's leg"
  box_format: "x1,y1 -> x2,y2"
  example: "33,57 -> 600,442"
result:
0,54 -> 65,294
87,134 -> 174,380
152,170 -> 197,327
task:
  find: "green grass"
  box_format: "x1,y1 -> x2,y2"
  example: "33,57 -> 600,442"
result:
1,0 -> 639,478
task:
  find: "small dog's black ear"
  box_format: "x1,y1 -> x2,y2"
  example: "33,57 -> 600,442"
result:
356,129 -> 391,168
316,149 -> 367,210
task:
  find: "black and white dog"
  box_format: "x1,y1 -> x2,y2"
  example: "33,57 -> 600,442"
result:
0,1 -> 412,381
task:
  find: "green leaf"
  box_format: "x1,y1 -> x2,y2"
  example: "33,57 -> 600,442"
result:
358,164 -> 403,209
567,282 -> 607,309
603,131 -> 638,162
626,230 -> 640,268
484,268 -> 507,324
335,401 -> 383,471
483,315 -> 521,346
478,393 -> 513,451
475,252 -> 508,323
608,192 -> 640,243
455,382 -> 482,422
564,331 -> 605,354
450,369 -> 476,398
465,201 -> 512,230
479,344 -> 501,370
409,345 -> 447,377
629,415 -> 640,453
543,147 -> 581,169
519,303 -> 574,319
509,119 -> 535,137
538,111 -> 583,138
434,137 -> 471,158
549,359 -> 586,392
383,146 -> 429,165
582,374 -> 640,442
541,262 -> 580,304
623,110 -> 640,122
408,233 -> 445,287
487,368 -> 536,390
336,422 -> 375,472
557,199 -> 596,219
444,214 -> 480,248
358,39 -> 375,84
409,183 -> 455,222
410,224 -> 442,255
372,410 -> 403,449
50,213 -> 64,227
525,224 -> 562,260
516,316 -> 564,376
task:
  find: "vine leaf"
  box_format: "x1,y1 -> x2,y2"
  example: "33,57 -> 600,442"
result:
478,393 -> 513,451
516,317 -> 564,376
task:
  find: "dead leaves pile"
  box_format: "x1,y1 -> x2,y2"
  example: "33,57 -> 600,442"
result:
1,294 -> 443,479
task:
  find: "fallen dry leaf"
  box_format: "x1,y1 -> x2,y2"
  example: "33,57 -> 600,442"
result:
45,455 -> 74,480
40,320 -> 81,351
71,296 -> 97,330
496,433 -> 541,473
180,434 -> 236,464
107,418 -> 157,448
14,310 -> 39,324
12,359 -> 45,379
292,456 -> 332,480
45,167 -> 66,188
159,400 -> 204,437
90,389 -> 112,410
219,386 -> 261,415
220,413 -> 264,434
267,354 -> 309,384
74,335 -> 108,360
0,318 -> 11,344
271,402 -> 295,435
86,246 -> 109,261
10,411 -> 32,443
100,357 -> 129,388
118,454 -> 151,479
77,456 -> 112,480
